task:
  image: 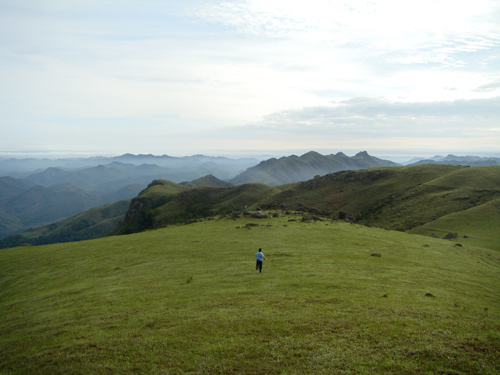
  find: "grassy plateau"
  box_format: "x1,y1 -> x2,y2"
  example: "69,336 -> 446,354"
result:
1,213 -> 499,374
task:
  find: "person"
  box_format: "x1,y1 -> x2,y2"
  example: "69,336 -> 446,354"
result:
255,248 -> 266,273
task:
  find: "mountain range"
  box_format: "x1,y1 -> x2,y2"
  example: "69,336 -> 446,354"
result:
2,163 -> 499,251
0,154 -> 259,238
0,153 -> 259,179
1,151 -> 499,246
0,151 -> 396,238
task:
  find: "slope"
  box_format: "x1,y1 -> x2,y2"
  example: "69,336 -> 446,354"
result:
119,164 -> 500,251
121,182 -> 279,233
3,184 -> 102,229
0,177 -> 35,237
1,218 -> 499,374
409,197 -> 500,251
120,179 -> 192,233
261,165 -> 500,234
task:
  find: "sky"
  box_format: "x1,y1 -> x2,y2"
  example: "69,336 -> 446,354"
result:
1,0 -> 499,161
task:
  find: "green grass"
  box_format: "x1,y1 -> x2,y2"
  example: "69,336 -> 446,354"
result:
1,215 -> 499,374
410,197 -> 500,251
424,165 -> 500,190
138,180 -> 190,200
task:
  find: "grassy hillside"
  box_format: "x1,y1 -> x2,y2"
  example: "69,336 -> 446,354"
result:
125,164 -> 500,251
410,197 -> 500,251
261,164 -> 460,219
180,174 -> 232,188
1,216 -> 499,374
121,182 -> 279,233
260,165 -> 500,249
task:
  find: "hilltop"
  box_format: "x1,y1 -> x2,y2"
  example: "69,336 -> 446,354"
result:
180,174 -> 232,188
1,217 -> 499,374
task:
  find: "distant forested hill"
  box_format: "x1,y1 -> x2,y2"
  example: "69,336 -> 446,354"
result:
0,154 -> 259,239
0,200 -> 130,248
0,175 -> 231,248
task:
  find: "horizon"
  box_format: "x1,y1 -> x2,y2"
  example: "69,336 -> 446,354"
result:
1,149 -> 500,165
1,1 -> 499,158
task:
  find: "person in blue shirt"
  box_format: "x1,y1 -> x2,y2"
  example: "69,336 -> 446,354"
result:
255,248 -> 266,273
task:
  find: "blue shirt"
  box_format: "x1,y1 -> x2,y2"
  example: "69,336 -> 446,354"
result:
256,252 -> 264,261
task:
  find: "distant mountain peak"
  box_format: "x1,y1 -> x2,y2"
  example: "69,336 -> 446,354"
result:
354,151 -> 369,157
301,151 -> 321,157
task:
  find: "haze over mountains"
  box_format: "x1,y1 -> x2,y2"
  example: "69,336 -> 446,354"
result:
0,151 -> 394,238
0,153 -> 259,180
1,151 -> 499,246
0,154 -> 258,238
406,154 -> 500,167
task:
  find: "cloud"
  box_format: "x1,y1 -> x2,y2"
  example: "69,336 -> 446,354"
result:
171,96 -> 499,157
255,96 -> 500,132
200,1 -> 500,62
475,77 -> 500,92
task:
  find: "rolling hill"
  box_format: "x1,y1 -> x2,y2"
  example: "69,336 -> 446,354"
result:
2,162 -> 499,373
121,164 -> 500,251
4,164 -> 499,251
2,159 -> 499,251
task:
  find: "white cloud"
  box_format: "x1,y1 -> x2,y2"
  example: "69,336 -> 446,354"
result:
199,0 -> 500,85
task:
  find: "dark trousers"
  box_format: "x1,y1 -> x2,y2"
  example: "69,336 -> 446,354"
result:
256,260 -> 263,273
